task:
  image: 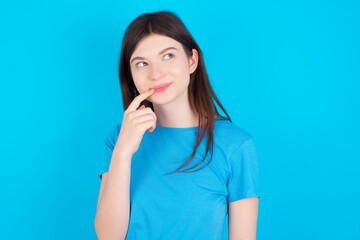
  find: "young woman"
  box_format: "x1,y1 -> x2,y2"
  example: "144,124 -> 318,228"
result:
95,10 -> 260,240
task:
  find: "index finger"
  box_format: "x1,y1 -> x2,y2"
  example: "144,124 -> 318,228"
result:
127,88 -> 155,112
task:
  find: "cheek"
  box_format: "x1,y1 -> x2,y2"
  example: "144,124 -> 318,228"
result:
131,72 -> 147,92
170,59 -> 190,78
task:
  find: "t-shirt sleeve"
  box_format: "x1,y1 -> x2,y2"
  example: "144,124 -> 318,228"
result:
99,124 -> 120,180
227,137 -> 260,203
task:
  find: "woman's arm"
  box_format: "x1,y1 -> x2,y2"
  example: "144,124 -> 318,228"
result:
94,150 -> 132,240
228,197 -> 259,240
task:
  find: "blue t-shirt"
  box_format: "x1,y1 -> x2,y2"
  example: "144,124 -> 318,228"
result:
99,118 -> 260,240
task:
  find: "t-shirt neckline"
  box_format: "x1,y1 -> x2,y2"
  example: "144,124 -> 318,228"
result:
154,117 -> 227,133
155,124 -> 198,132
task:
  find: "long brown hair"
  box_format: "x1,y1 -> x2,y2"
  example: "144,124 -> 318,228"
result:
119,10 -> 232,175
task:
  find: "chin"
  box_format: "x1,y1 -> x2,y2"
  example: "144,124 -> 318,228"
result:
149,97 -> 173,106
149,93 -> 177,106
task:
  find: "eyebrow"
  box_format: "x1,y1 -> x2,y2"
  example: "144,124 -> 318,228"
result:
130,47 -> 178,64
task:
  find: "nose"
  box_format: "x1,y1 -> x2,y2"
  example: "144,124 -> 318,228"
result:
149,63 -> 165,80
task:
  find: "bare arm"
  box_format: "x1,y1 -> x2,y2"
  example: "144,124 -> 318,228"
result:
228,197 -> 259,240
94,149 -> 132,240
94,88 -> 156,240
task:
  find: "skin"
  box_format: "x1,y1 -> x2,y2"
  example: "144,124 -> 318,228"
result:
228,197 -> 259,240
129,33 -> 200,128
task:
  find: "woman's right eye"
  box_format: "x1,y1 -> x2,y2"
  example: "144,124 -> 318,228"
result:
137,62 -> 147,67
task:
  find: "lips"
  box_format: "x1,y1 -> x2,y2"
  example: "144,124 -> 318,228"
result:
152,82 -> 172,90
151,82 -> 172,93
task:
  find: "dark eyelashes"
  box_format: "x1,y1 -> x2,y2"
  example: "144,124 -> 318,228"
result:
135,53 -> 174,67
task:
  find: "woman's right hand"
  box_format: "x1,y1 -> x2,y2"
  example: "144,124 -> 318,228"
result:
114,88 -> 157,157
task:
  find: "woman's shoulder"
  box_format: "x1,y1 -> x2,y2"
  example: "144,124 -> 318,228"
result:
104,122 -> 122,142
214,119 -> 254,152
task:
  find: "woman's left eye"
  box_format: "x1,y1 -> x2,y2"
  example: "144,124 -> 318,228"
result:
164,53 -> 173,59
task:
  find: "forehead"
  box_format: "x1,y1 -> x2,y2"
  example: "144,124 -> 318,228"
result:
131,34 -> 182,57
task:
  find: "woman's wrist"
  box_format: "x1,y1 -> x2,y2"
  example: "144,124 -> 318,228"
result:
113,145 -> 133,161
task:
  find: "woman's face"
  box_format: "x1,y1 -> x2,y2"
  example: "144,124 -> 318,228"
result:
129,34 -> 198,105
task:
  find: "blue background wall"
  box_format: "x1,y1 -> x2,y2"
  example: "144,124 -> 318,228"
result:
1,0 -> 359,239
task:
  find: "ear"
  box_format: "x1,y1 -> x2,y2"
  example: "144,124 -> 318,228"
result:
188,49 -> 199,74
